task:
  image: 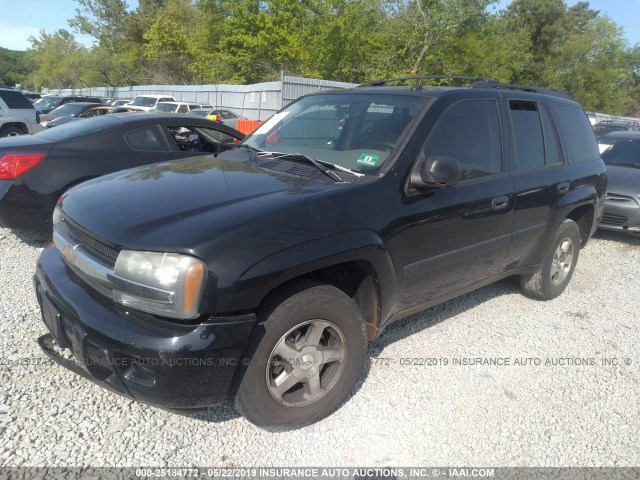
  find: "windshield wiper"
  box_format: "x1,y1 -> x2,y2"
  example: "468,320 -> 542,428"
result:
257,151 -> 364,181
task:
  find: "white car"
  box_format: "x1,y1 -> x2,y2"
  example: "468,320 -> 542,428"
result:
0,88 -> 44,137
127,95 -> 176,111
152,101 -> 213,114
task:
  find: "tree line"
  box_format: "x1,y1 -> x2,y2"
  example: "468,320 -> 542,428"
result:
3,0 -> 640,116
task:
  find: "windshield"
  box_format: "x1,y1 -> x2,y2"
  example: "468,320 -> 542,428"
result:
34,97 -> 62,110
154,103 -> 178,112
600,139 -> 640,167
244,93 -> 427,173
49,103 -> 91,116
189,110 -> 208,117
130,96 -> 159,107
35,115 -> 120,141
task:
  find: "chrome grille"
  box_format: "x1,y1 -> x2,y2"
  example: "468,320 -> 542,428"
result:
65,221 -> 119,266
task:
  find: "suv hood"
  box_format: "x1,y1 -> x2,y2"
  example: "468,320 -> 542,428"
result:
60,155 -> 335,250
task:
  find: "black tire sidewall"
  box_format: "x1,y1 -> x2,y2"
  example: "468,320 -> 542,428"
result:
0,126 -> 24,137
540,220 -> 580,299
235,284 -> 367,430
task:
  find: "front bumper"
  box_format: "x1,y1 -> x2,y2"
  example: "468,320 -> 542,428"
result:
598,193 -> 640,235
35,246 -> 257,409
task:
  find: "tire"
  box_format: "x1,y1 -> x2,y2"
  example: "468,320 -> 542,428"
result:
0,125 -> 26,137
520,219 -> 581,300
235,281 -> 367,431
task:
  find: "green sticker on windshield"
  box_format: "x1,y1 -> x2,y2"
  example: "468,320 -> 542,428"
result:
357,153 -> 380,166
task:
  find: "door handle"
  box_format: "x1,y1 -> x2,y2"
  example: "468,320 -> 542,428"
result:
557,182 -> 570,195
491,196 -> 510,211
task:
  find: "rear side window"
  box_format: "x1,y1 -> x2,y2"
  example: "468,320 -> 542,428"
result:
540,104 -> 562,165
425,99 -> 502,180
125,125 -> 167,151
0,90 -> 34,109
509,100 -> 562,169
555,105 -> 599,163
509,101 -> 545,170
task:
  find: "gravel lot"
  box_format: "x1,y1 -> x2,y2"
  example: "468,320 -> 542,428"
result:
0,226 -> 638,467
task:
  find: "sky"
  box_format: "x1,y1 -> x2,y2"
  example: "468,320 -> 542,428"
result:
0,0 -> 639,51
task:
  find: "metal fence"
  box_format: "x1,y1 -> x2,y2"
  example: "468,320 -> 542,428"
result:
42,75 -> 357,121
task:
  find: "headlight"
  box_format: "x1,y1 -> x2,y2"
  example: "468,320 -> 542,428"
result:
52,205 -> 62,226
113,250 -> 206,319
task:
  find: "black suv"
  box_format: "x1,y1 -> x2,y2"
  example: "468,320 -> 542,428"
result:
35,77 -> 606,430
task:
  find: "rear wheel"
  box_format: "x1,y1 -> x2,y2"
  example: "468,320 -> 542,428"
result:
0,125 -> 26,137
235,281 -> 367,431
520,219 -> 580,300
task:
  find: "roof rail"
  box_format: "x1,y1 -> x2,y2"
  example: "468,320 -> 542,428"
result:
470,80 -> 573,100
359,75 -> 497,88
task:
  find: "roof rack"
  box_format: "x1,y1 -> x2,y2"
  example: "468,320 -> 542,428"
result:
470,80 -> 573,100
359,75 -> 497,88
358,76 -> 573,100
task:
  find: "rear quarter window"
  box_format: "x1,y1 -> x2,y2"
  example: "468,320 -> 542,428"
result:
555,104 -> 599,163
0,90 -> 34,109
125,125 -> 167,151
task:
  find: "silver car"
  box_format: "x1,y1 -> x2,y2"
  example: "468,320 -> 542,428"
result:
598,131 -> 640,235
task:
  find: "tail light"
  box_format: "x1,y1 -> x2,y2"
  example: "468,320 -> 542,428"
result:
36,111 -> 41,124
0,153 -> 47,180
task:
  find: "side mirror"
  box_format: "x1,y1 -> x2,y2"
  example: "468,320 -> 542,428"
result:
410,154 -> 461,190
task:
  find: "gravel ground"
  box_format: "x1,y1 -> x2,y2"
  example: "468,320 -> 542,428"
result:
0,227 -> 638,467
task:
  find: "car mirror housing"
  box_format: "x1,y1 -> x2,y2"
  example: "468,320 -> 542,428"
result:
410,153 -> 461,190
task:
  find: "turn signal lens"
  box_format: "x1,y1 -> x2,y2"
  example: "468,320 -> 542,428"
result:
0,153 -> 47,180
183,262 -> 205,313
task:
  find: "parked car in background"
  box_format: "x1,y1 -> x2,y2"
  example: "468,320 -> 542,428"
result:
40,102 -> 103,127
111,99 -> 132,107
0,113 -> 244,231
152,101 -> 213,114
110,106 -> 147,113
598,131 -> 640,235
100,97 -> 116,105
41,106 -> 144,128
79,106 -> 118,118
22,92 -> 41,102
189,108 -> 246,128
0,87 -> 43,137
35,78 -> 606,430
593,120 -> 640,140
33,95 -> 103,114
127,95 -> 176,111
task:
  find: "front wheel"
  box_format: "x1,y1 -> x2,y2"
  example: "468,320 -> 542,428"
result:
234,281 -> 367,431
520,219 -> 581,300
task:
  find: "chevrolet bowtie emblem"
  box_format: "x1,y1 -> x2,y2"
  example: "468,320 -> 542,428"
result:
62,245 -> 76,264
